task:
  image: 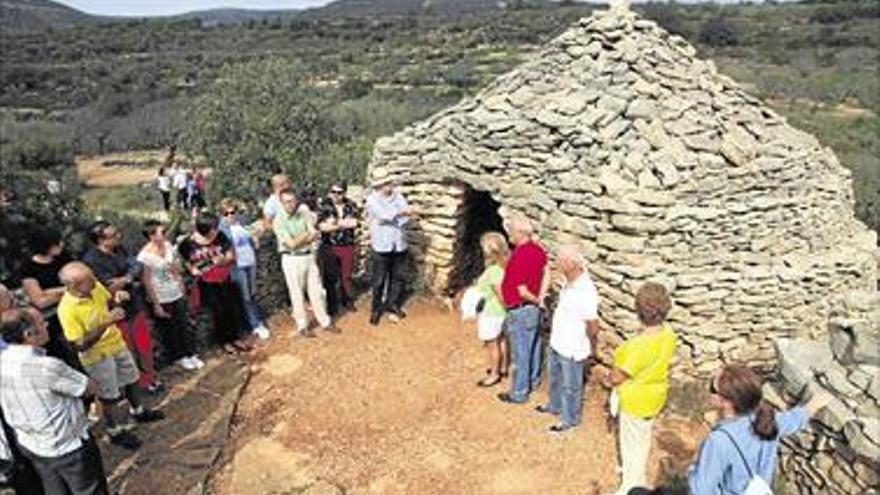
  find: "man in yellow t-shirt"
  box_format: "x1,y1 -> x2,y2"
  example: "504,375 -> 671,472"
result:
601,282 -> 677,495
58,262 -> 164,450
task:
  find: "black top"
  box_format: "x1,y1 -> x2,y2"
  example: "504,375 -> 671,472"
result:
17,254 -> 71,291
82,247 -> 130,286
178,232 -> 233,283
317,197 -> 359,247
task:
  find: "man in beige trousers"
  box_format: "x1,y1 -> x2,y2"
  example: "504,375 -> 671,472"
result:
273,189 -> 340,337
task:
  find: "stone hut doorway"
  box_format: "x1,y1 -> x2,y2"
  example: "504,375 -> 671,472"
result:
445,184 -> 505,296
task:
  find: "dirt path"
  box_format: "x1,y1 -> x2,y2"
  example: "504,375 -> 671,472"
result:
77,150 -> 167,187
211,299 -> 706,495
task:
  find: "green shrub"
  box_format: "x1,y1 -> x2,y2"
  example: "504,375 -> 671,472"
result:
699,17 -> 738,47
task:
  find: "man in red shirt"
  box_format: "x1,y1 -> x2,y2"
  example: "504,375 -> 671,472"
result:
498,215 -> 549,404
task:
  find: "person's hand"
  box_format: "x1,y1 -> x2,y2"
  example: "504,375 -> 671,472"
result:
599,370 -> 613,389
113,291 -> 130,304
107,307 -> 126,323
342,218 -> 358,228
153,304 -> 169,319
211,255 -> 226,265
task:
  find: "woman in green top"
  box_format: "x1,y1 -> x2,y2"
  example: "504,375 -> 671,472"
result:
474,232 -> 509,387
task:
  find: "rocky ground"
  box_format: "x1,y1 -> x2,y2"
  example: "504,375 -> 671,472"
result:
208,298 -> 707,495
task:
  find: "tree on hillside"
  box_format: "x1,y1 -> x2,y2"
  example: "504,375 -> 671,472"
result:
182,58 -> 337,203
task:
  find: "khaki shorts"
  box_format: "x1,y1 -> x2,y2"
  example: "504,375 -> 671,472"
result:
85,351 -> 139,401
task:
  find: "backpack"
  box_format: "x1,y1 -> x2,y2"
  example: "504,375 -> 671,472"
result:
717,428 -> 774,495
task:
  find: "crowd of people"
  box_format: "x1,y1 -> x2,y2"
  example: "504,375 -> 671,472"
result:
460,214 -> 834,495
0,165 -> 835,495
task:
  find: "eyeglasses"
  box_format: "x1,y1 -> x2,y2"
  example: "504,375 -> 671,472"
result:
223,210 -> 237,216
330,190 -> 344,195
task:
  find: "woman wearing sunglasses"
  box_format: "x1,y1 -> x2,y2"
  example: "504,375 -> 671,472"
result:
317,181 -> 360,314
687,364 -> 832,494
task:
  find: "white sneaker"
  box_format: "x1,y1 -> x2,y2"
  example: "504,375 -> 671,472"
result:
178,357 -> 197,370
189,355 -> 206,369
254,325 -> 271,341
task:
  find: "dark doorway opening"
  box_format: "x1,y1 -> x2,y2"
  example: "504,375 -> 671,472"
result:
445,186 -> 505,296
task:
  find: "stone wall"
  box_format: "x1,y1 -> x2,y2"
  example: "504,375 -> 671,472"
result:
775,290 -> 880,494
364,6 -> 878,378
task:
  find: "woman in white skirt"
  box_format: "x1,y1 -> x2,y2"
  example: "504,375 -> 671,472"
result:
463,232 -> 510,387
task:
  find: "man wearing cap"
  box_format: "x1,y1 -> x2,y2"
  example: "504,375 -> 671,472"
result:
57,262 -> 164,451
365,171 -> 413,326
273,189 -> 339,336
0,309 -> 110,495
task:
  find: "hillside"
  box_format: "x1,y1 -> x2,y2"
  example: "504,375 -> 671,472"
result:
175,8 -> 300,27
0,0 -> 94,31
302,0 -> 555,19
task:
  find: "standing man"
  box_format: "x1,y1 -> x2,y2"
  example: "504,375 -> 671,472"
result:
172,165 -> 189,210
82,221 -> 160,392
57,262 -> 164,451
273,189 -> 338,337
0,310 -> 109,495
365,173 -> 412,326
497,214 -> 549,405
262,173 -> 292,233
535,245 -> 599,433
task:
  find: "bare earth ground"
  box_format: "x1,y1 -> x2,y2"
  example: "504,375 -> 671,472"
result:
209,298 -> 707,495
76,150 -> 167,187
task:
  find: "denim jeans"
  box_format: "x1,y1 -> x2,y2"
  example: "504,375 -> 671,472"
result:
506,305 -> 542,402
232,265 -> 263,331
547,348 -> 586,427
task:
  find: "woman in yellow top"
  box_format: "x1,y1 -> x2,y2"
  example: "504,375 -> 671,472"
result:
600,282 -> 677,495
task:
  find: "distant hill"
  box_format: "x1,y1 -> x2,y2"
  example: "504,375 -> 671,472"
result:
0,0 -> 95,32
175,8 -> 300,27
301,0 -> 556,19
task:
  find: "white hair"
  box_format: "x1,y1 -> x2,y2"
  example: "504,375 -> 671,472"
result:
557,244 -> 585,267
506,214 -> 534,236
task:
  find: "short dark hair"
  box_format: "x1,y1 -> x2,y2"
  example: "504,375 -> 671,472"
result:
331,180 -> 347,192
195,211 -> 219,236
27,226 -> 63,256
278,188 -> 298,201
142,219 -> 164,239
88,220 -> 112,244
0,310 -> 32,344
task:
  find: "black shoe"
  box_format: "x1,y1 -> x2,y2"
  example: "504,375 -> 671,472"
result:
535,404 -> 558,416
110,430 -> 142,450
497,392 -> 524,404
369,312 -> 381,326
133,408 -> 165,423
391,308 -> 407,319
549,423 -> 575,434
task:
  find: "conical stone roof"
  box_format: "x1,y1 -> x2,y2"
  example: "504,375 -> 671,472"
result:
366,6 -> 878,374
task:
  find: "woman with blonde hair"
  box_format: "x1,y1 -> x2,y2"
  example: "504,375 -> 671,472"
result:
472,231 -> 510,387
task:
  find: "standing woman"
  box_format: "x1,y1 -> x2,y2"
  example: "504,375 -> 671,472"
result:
472,232 -> 509,387
317,181 -> 360,313
17,226 -> 82,371
157,167 -> 171,211
688,364 -> 832,493
219,198 -> 270,340
601,282 -> 677,495
178,212 -> 250,354
138,220 -> 203,371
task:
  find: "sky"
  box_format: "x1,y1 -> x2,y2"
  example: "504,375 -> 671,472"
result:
54,0 -> 333,17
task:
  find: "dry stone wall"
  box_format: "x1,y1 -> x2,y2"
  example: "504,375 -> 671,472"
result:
364,6 -> 880,492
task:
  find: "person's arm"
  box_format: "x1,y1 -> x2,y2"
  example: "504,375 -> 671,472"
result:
62,306 -> 124,352
586,320 -> 599,358
538,264 -> 551,305
366,195 -> 399,224
602,366 -> 631,387
274,218 -> 314,251
140,264 -> 169,318
46,359 -> 92,398
21,278 -> 65,309
687,432 -> 727,495
516,284 -> 542,305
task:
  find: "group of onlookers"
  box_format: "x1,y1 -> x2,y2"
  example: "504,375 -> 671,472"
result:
0,164 -> 837,495
460,214 -> 834,495
156,160 -> 207,212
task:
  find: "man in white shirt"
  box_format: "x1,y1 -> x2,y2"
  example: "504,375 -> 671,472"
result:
535,244 -> 599,433
172,166 -> 189,209
262,173 -> 292,232
0,310 -> 109,495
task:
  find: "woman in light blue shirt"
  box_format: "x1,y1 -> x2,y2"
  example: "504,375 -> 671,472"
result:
688,364 -> 832,494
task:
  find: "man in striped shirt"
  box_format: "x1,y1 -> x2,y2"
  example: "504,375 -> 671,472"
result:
0,309 -> 109,495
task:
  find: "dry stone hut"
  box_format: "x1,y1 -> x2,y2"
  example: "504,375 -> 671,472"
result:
366,4 -> 878,373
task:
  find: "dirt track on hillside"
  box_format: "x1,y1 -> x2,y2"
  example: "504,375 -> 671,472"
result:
210,299 -> 707,495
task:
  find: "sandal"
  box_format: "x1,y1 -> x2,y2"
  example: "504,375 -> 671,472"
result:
222,344 -> 239,355
477,374 -> 502,388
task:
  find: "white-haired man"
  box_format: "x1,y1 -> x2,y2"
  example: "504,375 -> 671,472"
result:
57,262 -> 163,451
497,214 -> 550,405
535,244 -> 599,433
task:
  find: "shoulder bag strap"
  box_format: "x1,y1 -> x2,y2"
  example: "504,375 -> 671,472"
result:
717,427 -> 755,478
